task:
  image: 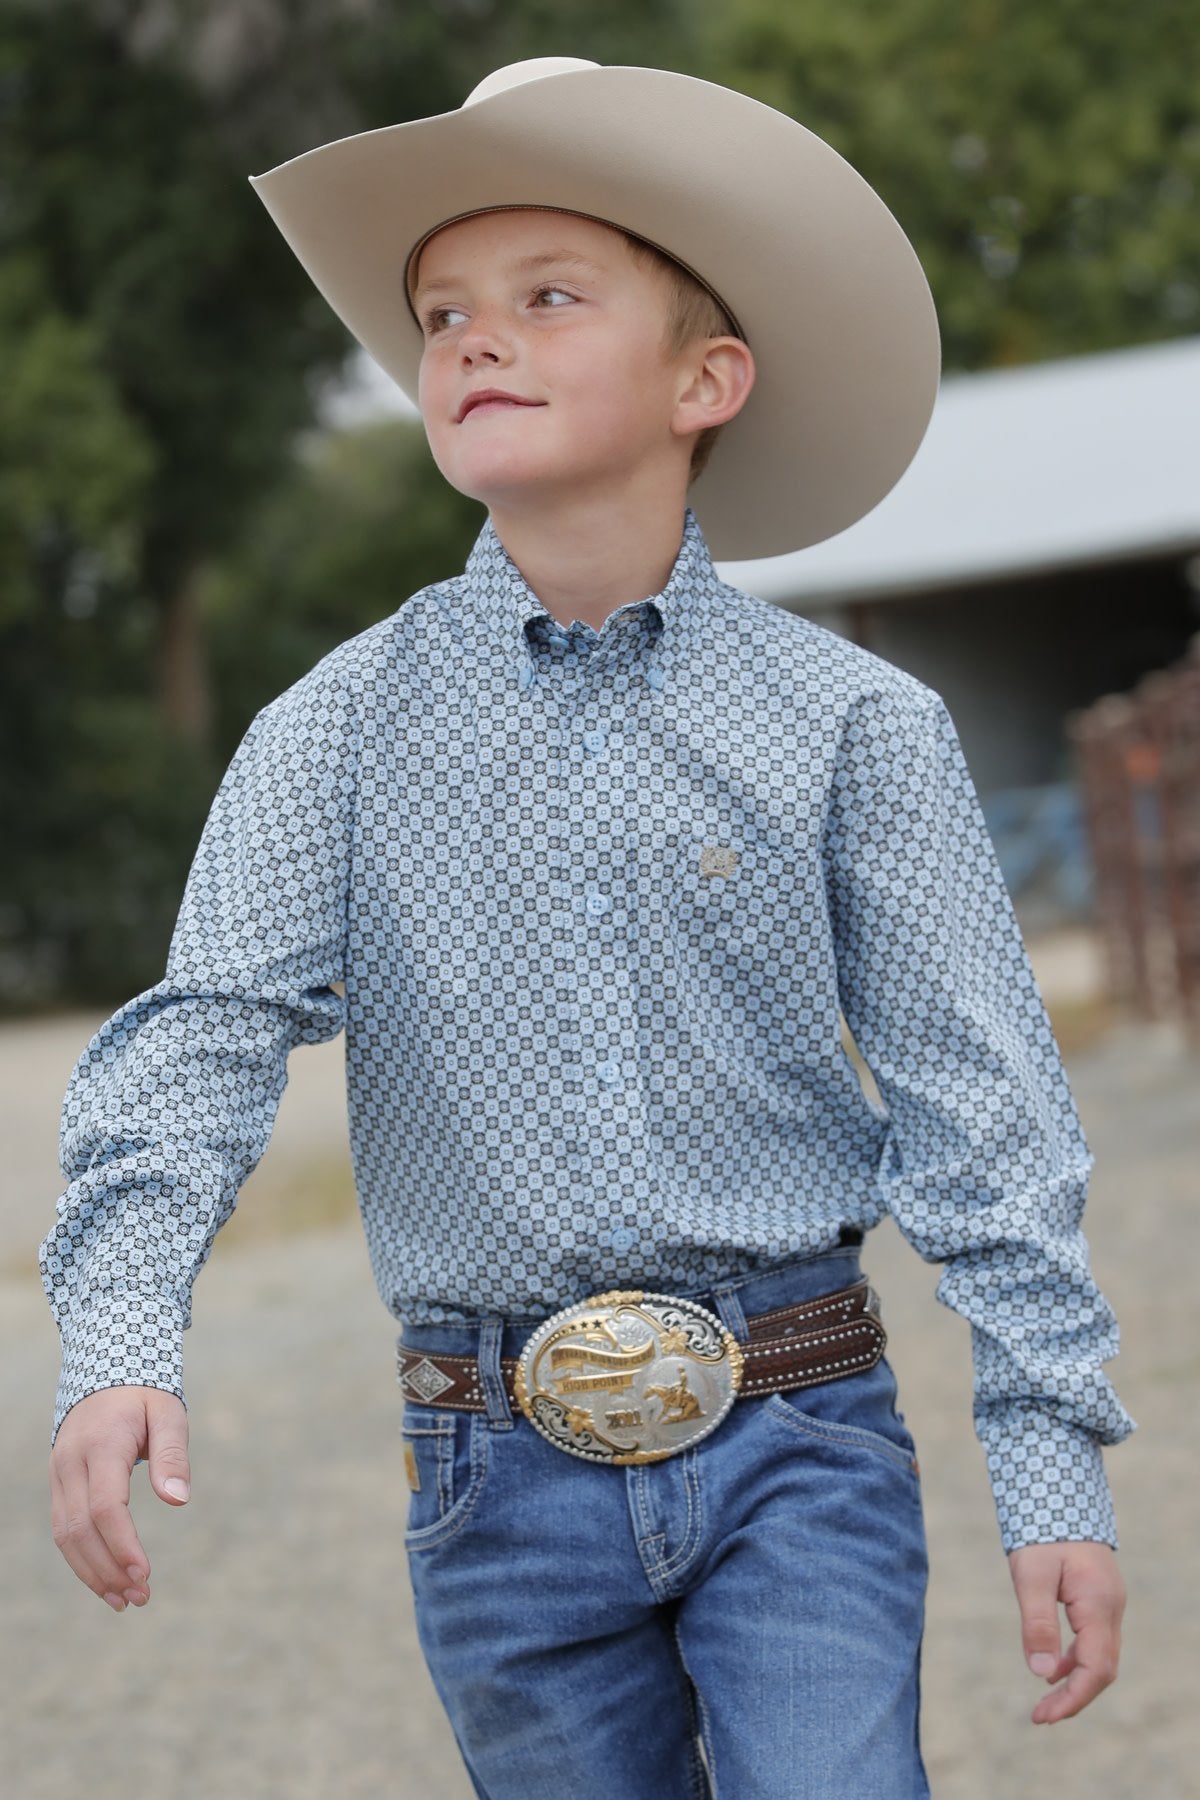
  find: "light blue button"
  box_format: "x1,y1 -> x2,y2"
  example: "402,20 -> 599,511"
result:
583,727 -> 607,754
646,667 -> 665,690
518,661 -> 536,690
585,892 -> 610,917
597,1060 -> 620,1084
610,1227 -> 635,1252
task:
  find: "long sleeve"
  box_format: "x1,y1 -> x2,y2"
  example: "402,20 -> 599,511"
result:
39,661 -> 357,1446
820,684 -> 1135,1552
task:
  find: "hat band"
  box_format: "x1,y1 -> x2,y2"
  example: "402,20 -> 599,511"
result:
403,203 -> 747,344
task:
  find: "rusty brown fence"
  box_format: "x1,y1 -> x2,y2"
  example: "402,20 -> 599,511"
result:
1067,633 -> 1200,1048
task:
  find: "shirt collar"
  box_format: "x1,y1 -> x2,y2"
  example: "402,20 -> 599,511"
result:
461,505 -> 720,687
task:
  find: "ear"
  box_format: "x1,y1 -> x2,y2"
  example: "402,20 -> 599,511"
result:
671,337 -> 756,440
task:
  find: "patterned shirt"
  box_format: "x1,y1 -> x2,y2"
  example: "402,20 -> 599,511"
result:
40,505 -> 1134,1551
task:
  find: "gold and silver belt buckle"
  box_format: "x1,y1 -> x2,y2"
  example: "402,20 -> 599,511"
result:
514,1290 -> 744,1465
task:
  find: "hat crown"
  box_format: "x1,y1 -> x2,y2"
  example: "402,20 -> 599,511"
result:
462,57 -> 599,108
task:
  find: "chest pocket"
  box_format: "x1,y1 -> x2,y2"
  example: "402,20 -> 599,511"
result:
648,831 -> 780,961
673,837 -> 750,938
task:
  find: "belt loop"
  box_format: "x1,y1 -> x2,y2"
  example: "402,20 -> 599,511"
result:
478,1317 -> 515,1430
709,1283 -> 750,1344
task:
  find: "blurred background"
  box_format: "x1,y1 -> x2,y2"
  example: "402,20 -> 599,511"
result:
3,2 -> 1198,1796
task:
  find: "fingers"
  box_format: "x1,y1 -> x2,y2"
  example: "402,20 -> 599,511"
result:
86,1443 -> 152,1602
146,1390 -> 191,1508
1008,1542 -> 1063,1678
1009,1541 -> 1125,1725
50,1450 -> 150,1612
1040,1638 -> 1078,1687
1030,1624 -> 1117,1725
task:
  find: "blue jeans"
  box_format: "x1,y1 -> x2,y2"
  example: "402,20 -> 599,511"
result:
398,1245 -> 930,1799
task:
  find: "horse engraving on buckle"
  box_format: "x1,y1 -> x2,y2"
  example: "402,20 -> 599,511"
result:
514,1290 -> 744,1465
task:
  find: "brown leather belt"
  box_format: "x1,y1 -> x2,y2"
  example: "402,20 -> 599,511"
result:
397,1277 -> 885,1414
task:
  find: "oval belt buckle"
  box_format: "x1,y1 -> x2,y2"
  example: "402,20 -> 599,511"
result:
514,1290 -> 745,1465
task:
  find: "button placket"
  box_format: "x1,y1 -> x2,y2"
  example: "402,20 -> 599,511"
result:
567,656 -> 644,1260
528,610 -> 673,1266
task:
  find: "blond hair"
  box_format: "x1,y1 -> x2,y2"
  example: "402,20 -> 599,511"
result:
617,229 -> 741,484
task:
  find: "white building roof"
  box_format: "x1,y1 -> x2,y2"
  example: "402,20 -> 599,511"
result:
716,333 -> 1200,604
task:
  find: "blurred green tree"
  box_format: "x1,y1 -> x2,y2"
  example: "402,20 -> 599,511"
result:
0,0 -> 361,746
0,0 -> 360,1008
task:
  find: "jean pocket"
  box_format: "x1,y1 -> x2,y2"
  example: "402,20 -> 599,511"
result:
401,1408 -> 490,1550
763,1358 -> 920,1477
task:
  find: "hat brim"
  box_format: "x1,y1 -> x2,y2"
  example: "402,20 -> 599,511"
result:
249,65 -> 941,561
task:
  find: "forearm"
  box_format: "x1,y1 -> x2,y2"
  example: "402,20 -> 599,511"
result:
42,668 -> 355,1445
42,978 -> 345,1444
822,682 -> 1135,1551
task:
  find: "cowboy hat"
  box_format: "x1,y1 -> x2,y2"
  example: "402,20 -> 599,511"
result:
249,55 -> 940,561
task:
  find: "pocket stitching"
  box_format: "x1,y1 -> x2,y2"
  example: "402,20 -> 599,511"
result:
404,1416 -> 490,1551
764,1393 -> 919,1474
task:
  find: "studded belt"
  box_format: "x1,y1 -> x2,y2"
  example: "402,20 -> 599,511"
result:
397,1276 -> 886,1466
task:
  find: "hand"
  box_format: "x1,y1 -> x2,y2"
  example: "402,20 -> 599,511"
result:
49,1386 -> 191,1613
1007,1540 -> 1125,1723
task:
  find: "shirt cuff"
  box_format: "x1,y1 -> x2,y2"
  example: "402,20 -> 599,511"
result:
50,1290 -> 186,1448
977,1405 -> 1120,1552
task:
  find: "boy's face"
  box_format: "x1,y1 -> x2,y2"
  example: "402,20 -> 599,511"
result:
411,208 -> 698,513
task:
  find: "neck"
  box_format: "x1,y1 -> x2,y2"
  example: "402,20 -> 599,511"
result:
487,485 -> 689,632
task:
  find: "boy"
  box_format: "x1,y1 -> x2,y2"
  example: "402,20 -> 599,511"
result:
42,57 -> 1132,1798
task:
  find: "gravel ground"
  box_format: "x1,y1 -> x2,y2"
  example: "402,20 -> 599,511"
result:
3,971 -> 1196,1798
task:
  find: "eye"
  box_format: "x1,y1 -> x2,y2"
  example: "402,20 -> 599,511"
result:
422,304 -> 468,335
531,285 -> 576,309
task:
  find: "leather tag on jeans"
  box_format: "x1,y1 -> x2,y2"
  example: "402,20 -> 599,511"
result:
403,1442 -> 421,1492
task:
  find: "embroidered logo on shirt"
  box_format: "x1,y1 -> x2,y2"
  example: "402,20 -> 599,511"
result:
699,844 -> 739,879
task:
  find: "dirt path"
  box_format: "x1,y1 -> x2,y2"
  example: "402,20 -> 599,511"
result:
4,975 -> 1195,1797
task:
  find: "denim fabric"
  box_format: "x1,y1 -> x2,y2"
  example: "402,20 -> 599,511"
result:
399,1246 -> 929,1799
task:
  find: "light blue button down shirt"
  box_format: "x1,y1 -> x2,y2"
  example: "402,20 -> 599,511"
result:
40,505 -> 1134,1550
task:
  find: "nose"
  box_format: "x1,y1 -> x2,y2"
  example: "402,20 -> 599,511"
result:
457,301 -> 513,366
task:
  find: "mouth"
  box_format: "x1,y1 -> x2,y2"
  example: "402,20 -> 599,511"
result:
457,392 -> 545,423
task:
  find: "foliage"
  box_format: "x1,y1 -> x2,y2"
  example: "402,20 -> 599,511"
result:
0,254 -> 154,629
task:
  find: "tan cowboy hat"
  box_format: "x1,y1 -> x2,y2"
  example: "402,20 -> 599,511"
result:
249,55 -> 940,561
